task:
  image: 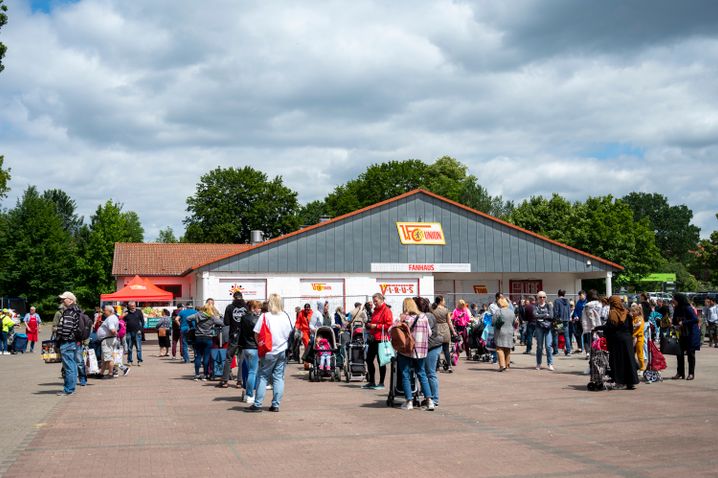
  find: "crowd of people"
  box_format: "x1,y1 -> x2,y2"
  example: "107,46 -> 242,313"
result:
42,287 -> 717,406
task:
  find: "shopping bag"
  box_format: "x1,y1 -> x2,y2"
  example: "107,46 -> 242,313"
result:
660,332 -> 681,356
378,340 -> 395,366
41,339 -> 61,363
112,344 -> 124,366
86,349 -> 100,374
257,314 -> 272,358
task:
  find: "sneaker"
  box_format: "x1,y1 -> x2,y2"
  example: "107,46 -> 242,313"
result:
266,384 -> 273,390
400,400 -> 413,410
112,373 -> 119,378
194,375 -> 201,381
373,384 -> 385,390
269,406 -> 280,412
548,365 -> 555,371
362,383 -> 376,389
56,391 -> 75,396
137,363 -> 142,367
535,366 -> 541,370
245,396 -> 255,405
245,405 -> 262,413
123,367 -> 130,376
426,399 -> 435,411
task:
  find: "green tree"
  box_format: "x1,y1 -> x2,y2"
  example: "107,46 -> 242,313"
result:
75,201 -> 144,304
622,192 -> 700,262
297,200 -> 328,226
0,0 -> 7,74
0,187 -> 76,314
508,194 -> 575,244
0,155 -> 11,200
693,214 -> 718,287
321,156 -> 511,220
42,189 -> 83,236
157,226 -> 178,243
183,166 -> 300,243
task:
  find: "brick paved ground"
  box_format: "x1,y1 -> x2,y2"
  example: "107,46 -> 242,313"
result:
2,331 -> 718,478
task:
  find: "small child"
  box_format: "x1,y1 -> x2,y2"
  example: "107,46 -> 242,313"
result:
316,337 -> 332,371
630,303 -> 645,371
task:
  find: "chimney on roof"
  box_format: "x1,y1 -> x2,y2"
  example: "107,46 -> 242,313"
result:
319,215 -> 332,223
250,230 -> 264,245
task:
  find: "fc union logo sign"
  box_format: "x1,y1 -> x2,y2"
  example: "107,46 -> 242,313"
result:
396,222 -> 446,245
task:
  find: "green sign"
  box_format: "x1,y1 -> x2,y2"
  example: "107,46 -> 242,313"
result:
639,273 -> 677,283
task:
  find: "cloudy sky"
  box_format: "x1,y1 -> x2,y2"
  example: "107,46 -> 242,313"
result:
1,0 -> 717,240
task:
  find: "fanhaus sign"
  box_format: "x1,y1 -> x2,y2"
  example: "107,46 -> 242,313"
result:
396,222 -> 446,245
371,263 -> 471,273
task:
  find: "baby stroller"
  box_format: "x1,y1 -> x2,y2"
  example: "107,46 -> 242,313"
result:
308,326 -> 340,382
644,323 -> 666,383
468,321 -> 491,362
344,320 -> 367,382
587,333 -> 612,391
386,355 -> 419,407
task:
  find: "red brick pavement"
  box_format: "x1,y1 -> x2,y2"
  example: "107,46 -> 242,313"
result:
5,342 -> 718,478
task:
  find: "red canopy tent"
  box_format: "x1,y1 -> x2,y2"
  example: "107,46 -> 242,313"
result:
100,275 -> 173,302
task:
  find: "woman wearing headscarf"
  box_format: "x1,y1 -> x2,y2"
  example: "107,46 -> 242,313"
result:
595,296 -> 639,389
671,293 -> 700,380
493,297 -> 517,372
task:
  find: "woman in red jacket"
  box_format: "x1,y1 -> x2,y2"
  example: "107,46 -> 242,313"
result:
295,303 -> 312,350
362,293 -> 394,390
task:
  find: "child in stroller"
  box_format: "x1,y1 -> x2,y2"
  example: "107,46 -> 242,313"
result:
308,326 -> 340,382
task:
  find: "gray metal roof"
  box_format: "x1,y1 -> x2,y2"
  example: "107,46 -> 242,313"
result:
195,190 -> 621,274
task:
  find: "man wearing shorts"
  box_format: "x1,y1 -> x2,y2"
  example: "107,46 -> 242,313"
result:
96,305 -> 121,378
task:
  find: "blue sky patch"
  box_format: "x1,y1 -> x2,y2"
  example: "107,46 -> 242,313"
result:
582,143 -> 645,160
30,0 -> 78,14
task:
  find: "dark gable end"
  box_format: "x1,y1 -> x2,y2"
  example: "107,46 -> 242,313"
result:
196,191 -> 622,275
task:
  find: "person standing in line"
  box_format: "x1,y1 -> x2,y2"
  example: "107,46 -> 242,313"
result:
522,296 -> 536,354
629,303 -> 646,371
571,291 -> 587,354
171,305 -> 184,360
123,301 -> 145,366
672,293 -> 701,380
218,291 -> 247,388
96,305 -> 121,378
431,296 -> 456,372
706,298 -> 718,348
56,292 -> 81,396
395,298 -> 433,411
493,297 -> 517,372
581,290 -> 603,359
156,309 -> 172,357
295,303 -> 313,352
178,303 -> 197,364
416,297 -> 442,408
553,291 -> 571,356
192,305 -> 224,381
239,300 -> 261,403
23,306 -> 41,353
362,293 -> 393,390
451,299 -> 472,360
534,292 -> 554,371
594,297 -> 638,389
246,294 -> 295,412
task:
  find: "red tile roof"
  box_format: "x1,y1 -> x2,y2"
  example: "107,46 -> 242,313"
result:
189,189 -> 624,272
112,243 -> 251,277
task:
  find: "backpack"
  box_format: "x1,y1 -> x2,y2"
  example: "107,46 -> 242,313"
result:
390,315 -> 419,356
76,311 -> 93,341
118,320 -> 127,339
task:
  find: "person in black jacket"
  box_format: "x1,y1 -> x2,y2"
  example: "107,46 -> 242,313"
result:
56,292 -> 81,396
217,291 -> 247,388
595,296 -> 639,389
123,301 -> 145,366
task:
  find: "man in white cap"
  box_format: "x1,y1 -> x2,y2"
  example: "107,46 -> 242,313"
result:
56,291 -> 81,396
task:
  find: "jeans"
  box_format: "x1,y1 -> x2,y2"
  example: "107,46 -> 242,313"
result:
397,354 -> 431,401
441,342 -> 451,367
75,345 -> 87,385
254,352 -> 287,408
194,337 -> 212,377
60,341 -> 78,394
535,326 -> 553,366
425,347 -> 441,403
524,322 -> 536,352
0,331 -> 7,352
222,343 -> 241,383
562,321 -> 572,354
243,348 -> 259,397
181,330 -> 191,363
126,331 -> 143,363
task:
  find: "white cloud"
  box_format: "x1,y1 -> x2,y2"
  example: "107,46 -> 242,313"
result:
1,0 -> 717,240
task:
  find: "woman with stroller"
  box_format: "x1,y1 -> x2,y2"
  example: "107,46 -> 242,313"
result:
396,298 -> 433,411
671,293 -> 700,380
451,300 -> 472,360
595,296 -> 639,390
362,293 -> 393,390
247,294 -> 295,413
415,297 -> 442,407
432,296 -> 457,372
